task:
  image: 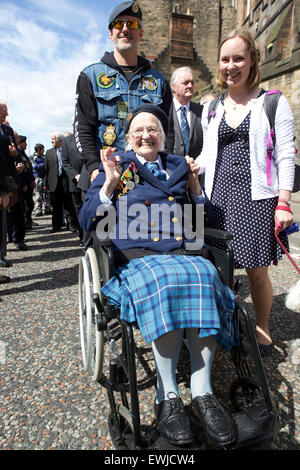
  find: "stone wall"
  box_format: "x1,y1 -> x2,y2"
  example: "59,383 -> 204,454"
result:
138,0 -> 237,99
235,0 -> 300,154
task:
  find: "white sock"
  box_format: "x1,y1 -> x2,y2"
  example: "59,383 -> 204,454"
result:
186,329 -> 217,398
152,329 -> 184,404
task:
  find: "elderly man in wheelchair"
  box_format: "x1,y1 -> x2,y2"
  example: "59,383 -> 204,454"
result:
79,104 -> 278,450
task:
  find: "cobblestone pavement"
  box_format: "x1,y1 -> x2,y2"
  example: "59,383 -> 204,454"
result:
0,215 -> 299,451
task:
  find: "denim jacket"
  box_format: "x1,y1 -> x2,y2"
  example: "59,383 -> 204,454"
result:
82,61 -> 165,153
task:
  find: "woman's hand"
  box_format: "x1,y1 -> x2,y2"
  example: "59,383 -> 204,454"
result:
101,147 -> 122,198
275,191 -> 293,232
275,208 -> 293,232
185,155 -> 202,195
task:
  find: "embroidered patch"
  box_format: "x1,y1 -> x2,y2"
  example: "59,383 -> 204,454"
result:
97,73 -> 115,88
142,77 -> 158,91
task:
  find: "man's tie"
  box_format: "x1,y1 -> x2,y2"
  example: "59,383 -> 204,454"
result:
57,148 -> 62,176
144,161 -> 166,182
180,106 -> 190,155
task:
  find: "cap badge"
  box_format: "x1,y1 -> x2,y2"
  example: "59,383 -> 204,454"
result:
132,2 -> 139,13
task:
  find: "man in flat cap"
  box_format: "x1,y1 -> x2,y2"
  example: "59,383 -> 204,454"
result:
74,1 -> 172,196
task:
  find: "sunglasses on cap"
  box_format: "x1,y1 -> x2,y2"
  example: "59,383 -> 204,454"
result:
111,18 -> 141,30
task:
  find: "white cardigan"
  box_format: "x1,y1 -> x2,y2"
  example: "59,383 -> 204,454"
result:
196,92 -> 295,200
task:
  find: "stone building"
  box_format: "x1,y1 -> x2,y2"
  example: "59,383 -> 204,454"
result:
138,0 -> 300,146
235,0 -> 300,150
138,0 -> 237,100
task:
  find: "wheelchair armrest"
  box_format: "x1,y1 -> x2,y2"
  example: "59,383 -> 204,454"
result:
204,227 -> 234,241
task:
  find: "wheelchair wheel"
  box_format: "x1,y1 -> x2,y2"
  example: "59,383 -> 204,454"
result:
78,249 -> 104,380
85,248 -> 105,381
230,378 -> 263,412
78,256 -> 92,371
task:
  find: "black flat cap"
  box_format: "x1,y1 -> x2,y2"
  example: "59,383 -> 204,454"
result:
124,104 -> 169,135
108,2 -> 142,29
18,135 -> 27,143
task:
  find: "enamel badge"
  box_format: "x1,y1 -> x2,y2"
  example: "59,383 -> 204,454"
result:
103,124 -> 117,146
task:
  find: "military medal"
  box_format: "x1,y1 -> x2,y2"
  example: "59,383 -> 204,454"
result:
117,161 -> 139,197
126,180 -> 135,190
103,124 -> 117,146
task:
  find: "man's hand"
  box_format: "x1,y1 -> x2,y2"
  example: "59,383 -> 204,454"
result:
90,169 -> 99,182
9,143 -> 18,157
16,162 -> 25,173
0,193 -> 10,208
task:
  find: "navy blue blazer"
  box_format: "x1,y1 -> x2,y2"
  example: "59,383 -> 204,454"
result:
79,151 -> 204,252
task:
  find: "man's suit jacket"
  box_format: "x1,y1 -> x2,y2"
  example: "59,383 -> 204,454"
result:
44,147 -> 69,193
165,101 -> 203,159
61,134 -> 83,193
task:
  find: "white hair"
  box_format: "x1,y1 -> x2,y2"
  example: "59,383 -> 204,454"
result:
170,67 -> 193,86
52,132 -> 64,141
125,114 -> 165,152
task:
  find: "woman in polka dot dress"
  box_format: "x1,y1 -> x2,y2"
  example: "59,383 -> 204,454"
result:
197,29 -> 295,355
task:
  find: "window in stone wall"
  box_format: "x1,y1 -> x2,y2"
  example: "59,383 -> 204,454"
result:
170,13 -> 194,61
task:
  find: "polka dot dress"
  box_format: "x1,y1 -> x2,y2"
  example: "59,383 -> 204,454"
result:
211,106 -> 288,269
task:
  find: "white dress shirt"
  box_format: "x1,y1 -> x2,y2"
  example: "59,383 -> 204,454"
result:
173,98 -> 191,128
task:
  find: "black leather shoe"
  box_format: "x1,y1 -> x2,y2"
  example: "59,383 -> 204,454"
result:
49,227 -> 61,233
68,225 -> 78,233
193,394 -> 236,446
155,395 -> 194,445
14,241 -> 29,251
0,257 -> 12,267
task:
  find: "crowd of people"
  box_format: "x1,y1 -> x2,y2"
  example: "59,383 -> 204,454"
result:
0,108 -> 84,284
0,0 -> 296,449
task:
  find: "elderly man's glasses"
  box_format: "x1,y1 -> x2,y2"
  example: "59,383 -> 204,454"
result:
111,18 -> 141,30
130,127 -> 161,138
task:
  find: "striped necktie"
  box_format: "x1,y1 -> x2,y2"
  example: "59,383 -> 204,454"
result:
180,106 -> 190,155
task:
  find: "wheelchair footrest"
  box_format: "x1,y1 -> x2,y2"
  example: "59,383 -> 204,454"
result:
229,405 -> 280,449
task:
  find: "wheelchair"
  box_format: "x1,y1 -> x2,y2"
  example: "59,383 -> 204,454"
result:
78,228 -> 280,450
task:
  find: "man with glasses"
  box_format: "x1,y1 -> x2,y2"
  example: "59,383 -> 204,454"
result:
74,1 -> 172,198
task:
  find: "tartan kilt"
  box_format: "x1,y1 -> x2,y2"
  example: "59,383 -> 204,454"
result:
101,254 -> 239,349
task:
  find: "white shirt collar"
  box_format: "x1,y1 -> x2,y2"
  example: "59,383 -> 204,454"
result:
173,97 -> 190,113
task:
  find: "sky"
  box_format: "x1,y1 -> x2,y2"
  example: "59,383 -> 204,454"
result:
0,0 -> 123,155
